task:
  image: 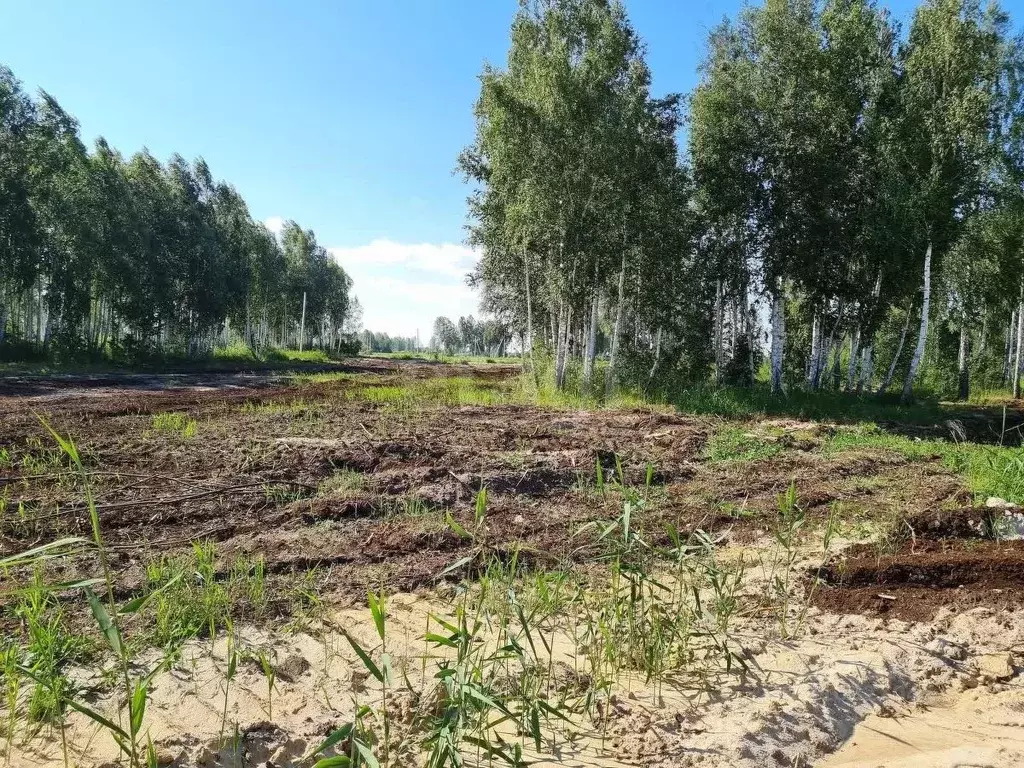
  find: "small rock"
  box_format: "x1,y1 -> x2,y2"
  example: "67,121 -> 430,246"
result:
874,702 -> 897,718
978,653 -> 1015,683
985,497 -> 1019,510
925,637 -> 968,661
276,653 -> 311,682
154,748 -> 178,767
960,675 -> 979,691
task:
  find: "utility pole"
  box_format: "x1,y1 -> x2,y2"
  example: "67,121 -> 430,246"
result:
299,291 -> 307,352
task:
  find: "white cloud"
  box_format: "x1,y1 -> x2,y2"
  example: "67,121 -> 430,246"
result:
263,216 -> 286,237
331,240 -> 479,280
329,240 -> 481,339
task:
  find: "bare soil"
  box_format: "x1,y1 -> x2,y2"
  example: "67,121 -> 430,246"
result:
814,512 -> 1024,621
2,359 -> 1023,767
0,358 -> 1005,614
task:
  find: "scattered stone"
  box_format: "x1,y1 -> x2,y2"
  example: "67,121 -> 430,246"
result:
978,653 -> 1016,683
985,497 -> 1020,511
276,653 -> 311,683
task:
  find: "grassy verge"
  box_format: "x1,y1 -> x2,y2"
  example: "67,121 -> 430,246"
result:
823,424 -> 1024,504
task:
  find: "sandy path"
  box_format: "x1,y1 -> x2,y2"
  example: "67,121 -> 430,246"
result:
820,685 -> 1024,768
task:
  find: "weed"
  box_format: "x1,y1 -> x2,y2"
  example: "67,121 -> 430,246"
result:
704,425 -> 784,463
143,543 -> 272,647
150,412 -> 197,439
319,469 -> 367,497
824,424 -> 1024,505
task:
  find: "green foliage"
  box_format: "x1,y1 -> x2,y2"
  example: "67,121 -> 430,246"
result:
823,423 -> 1024,505
141,543 -> 271,647
704,425 -> 784,463
0,66 -> 356,364
150,412 -> 197,439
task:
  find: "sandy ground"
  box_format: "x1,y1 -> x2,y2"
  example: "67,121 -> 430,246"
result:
7,590 -> 1021,768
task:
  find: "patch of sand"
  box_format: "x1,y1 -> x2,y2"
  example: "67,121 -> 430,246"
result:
819,686 -> 1024,768
6,599 -> 1022,767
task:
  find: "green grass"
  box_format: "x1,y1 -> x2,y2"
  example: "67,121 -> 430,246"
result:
0,343 -> 353,376
667,384 -> 951,424
318,469 -> 367,496
340,372 -> 654,413
150,412 -> 197,439
12,573 -> 94,724
367,352 -> 511,365
352,376 -> 511,408
265,348 -> 336,364
704,425 -> 785,463
139,541 -> 319,648
823,423 -> 1024,504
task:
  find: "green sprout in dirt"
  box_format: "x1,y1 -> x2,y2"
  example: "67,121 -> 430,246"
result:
0,420 -> 186,768
150,412 -> 197,439
441,487 -> 498,578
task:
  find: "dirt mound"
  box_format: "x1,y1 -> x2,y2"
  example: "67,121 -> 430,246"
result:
814,527 -> 1024,621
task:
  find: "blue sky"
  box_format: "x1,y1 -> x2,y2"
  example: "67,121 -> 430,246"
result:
0,0 -> 956,335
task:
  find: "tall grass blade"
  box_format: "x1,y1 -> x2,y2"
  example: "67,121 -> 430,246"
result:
85,586 -> 122,655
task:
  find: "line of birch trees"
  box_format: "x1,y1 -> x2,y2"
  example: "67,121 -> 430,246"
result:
0,66 -> 357,361
462,0 -> 1024,401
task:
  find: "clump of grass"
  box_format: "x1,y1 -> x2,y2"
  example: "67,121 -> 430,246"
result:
13,573 -> 92,725
704,425 -> 784,463
7,436 -> 74,476
668,384 -> 947,424
150,412 -> 197,439
319,469 -> 367,497
354,376 -> 509,409
142,542 -> 270,647
265,348 -> 335,364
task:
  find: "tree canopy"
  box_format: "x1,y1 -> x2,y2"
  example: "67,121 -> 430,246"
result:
0,66 -> 357,361
462,0 -> 1024,401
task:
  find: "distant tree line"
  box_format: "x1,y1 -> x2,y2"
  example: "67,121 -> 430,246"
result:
431,315 -> 512,356
0,66 -> 358,362
461,0 -> 1024,401
361,330 -> 419,353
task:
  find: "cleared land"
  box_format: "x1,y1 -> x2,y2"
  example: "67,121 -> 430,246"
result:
1,359 -> 1022,767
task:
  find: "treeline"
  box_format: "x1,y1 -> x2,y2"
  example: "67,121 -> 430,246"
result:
431,315 -> 513,356
462,0 -> 1024,401
361,330 -> 418,353
0,66 -> 357,362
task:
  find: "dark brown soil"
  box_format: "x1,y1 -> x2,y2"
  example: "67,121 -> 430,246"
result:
813,516 -> 1024,621
0,358 -> 997,618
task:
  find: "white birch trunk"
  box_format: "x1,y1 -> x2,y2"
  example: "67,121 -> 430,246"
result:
554,301 -> 567,390
747,298 -> 757,386
858,345 -> 873,393
1015,296 -> 1024,400
769,278 -> 786,394
1006,309 -> 1017,387
807,311 -> 821,390
901,241 -> 932,404
714,280 -> 724,384
957,310 -> 970,401
583,281 -> 599,390
846,327 -> 860,392
878,299 -> 914,395
646,326 -> 663,393
605,251 -> 627,399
